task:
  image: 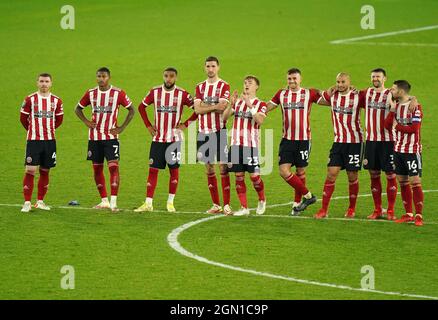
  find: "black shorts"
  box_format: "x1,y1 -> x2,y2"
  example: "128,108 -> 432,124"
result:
278,139 -> 311,167
87,139 -> 120,163
197,129 -> 228,164
394,152 -> 422,177
328,142 -> 364,171
227,145 -> 260,173
363,141 -> 395,172
149,141 -> 181,169
24,140 -> 57,168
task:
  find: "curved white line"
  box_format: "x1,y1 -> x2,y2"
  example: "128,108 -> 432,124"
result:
167,215 -> 438,300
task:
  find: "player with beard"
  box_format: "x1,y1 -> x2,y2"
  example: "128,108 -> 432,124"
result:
20,73 -> 64,212
313,73 -> 365,219
194,56 -> 232,215
384,80 -> 424,226
266,68 -> 319,215
135,67 -> 196,212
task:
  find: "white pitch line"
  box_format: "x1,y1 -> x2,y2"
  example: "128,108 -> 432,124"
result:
167,215 -> 438,300
330,25 -> 438,44
332,41 -> 438,47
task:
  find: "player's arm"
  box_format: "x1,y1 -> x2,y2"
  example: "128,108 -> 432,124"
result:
194,99 -> 223,114
384,99 -> 397,130
316,89 -> 332,106
395,105 -> 422,134
75,104 -> 97,129
266,102 -> 277,113
110,105 -> 135,135
55,100 -> 64,129
222,90 -> 238,121
408,95 -> 419,113
20,97 -> 31,130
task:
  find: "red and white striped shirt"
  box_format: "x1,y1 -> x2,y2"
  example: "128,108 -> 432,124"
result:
20,92 -> 64,141
142,85 -> 194,143
194,79 -> 230,134
322,90 -> 364,143
230,98 -> 267,147
361,88 -> 395,142
270,88 -> 321,141
394,102 -> 422,153
78,86 -> 132,141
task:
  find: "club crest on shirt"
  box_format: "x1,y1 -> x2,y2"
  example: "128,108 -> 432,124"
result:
108,97 -> 114,104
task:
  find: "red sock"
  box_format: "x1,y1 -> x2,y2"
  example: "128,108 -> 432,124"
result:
23,172 -> 35,202
412,182 -> 424,216
386,172 -> 397,211
146,167 -> 159,198
169,168 -> 179,195
108,162 -> 119,196
349,179 -> 359,210
93,163 -> 107,198
294,172 -> 306,203
250,175 -> 265,201
221,172 -> 231,206
322,179 -> 335,211
235,175 -> 247,208
400,181 -> 413,214
207,173 -> 220,205
284,174 -> 309,196
37,168 -> 49,201
370,173 -> 382,210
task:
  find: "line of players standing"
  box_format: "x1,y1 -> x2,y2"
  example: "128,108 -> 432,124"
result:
19,57 -> 424,226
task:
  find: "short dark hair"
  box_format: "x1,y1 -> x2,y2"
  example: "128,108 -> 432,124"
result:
371,68 -> 386,77
393,80 -> 411,93
38,73 -> 52,80
287,68 -> 301,75
205,56 -> 219,65
164,67 -> 178,75
244,75 -> 260,86
97,67 -> 111,75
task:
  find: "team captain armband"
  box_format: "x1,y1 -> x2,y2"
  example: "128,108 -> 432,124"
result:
412,109 -> 422,123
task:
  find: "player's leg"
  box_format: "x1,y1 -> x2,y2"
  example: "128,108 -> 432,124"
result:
409,153 -> 423,226
345,170 -> 359,218
250,173 -> 266,215
395,175 -> 414,223
364,141 -> 382,218
410,174 -> 423,226
166,141 -> 182,213
22,165 -> 37,212
103,140 -> 121,212
218,129 -> 231,214
35,140 -> 57,210
197,132 -> 221,214
135,142 -> 164,212
394,152 -> 414,223
294,140 -> 311,204
315,166 -> 340,218
384,144 -> 397,220
88,141 -> 109,209
233,172 -> 249,216
22,141 -> 41,212
344,143 -> 362,218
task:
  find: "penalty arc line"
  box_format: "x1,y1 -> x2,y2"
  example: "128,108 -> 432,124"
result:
167,215 -> 438,300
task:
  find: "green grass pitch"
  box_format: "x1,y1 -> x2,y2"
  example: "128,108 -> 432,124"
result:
0,0 -> 437,299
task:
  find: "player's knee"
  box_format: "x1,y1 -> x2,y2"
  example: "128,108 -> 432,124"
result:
279,167 -> 290,179
25,166 -> 37,176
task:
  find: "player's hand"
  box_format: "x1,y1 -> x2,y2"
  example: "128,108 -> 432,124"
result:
110,126 -> 124,135
230,90 -> 239,105
327,86 -> 337,97
147,125 -> 157,136
215,103 -> 227,112
86,120 -> 97,129
176,123 -> 186,130
389,97 -> 396,112
408,96 -> 418,113
349,85 -> 357,93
